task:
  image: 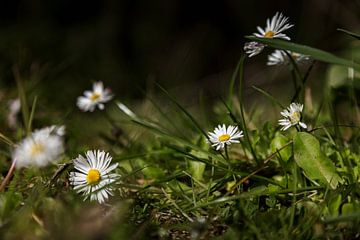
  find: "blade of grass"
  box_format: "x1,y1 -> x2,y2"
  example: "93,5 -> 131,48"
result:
337,28 -> 360,40
323,211 -> 360,223
161,188 -> 194,222
0,132 -> 14,146
291,60 -> 316,102
27,96 -> 38,134
228,56 -> 244,110
238,56 -> 259,164
187,186 -> 323,211
164,143 -> 229,171
132,119 -> 225,164
246,36 -> 360,71
156,83 -> 209,139
252,85 -> 285,108
13,66 -> 30,136
141,94 -> 188,139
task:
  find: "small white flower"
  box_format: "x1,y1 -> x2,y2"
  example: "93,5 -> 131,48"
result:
253,12 -> 293,40
267,50 -> 310,66
208,124 -> 243,150
7,98 -> 21,128
278,103 -> 307,131
69,150 -> 119,204
245,12 -> 293,57
77,81 -> 113,112
13,126 -> 65,168
244,41 -> 265,57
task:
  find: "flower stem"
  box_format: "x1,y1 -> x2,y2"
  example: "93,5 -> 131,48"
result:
0,159 -> 17,192
224,145 -> 230,161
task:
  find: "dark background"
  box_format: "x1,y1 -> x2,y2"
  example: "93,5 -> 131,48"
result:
0,0 -> 359,106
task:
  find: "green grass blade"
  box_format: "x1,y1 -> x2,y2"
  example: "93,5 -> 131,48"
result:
252,85 -> 285,108
245,36 -> 360,70
238,56 -> 258,164
323,211 -> 360,223
13,66 -> 30,136
156,84 -> 208,139
132,119 -> 225,164
27,96 -> 38,134
228,56 -> 245,109
337,28 -> 360,40
0,132 -> 14,146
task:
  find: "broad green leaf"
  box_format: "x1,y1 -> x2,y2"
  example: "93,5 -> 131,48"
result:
342,203 -> 355,215
293,132 -> 342,189
328,194 -> 342,217
270,132 -> 292,162
246,36 -> 360,71
187,159 -> 206,181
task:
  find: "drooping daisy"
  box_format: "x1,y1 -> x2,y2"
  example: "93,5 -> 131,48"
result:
267,50 -> 310,66
77,81 -> 113,112
208,124 -> 244,150
244,12 -> 293,57
69,150 -> 119,204
13,125 -> 65,168
244,41 -> 265,58
278,103 -> 307,131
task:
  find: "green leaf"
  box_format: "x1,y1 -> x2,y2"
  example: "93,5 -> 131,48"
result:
328,194 -> 342,217
338,28 -> 360,40
293,132 -> 343,189
245,36 -> 360,71
188,150 -> 207,181
270,132 -> 292,162
341,203 -> 355,215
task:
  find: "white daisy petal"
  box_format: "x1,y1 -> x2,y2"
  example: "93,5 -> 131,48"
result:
69,150 -> 120,204
278,103 -> 307,131
207,124 -> 244,150
77,81 -> 113,112
12,125 -> 65,168
245,12 -> 293,57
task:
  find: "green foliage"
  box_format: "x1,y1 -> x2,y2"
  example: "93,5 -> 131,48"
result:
246,36 -> 360,71
294,132 -> 342,189
1,16 -> 360,240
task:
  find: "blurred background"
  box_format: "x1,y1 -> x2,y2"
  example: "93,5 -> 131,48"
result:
0,0 -> 359,129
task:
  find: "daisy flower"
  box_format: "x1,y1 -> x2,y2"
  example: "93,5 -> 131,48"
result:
7,98 -> 21,129
208,124 -> 244,150
278,103 -> 307,131
267,50 -> 309,66
244,12 -> 293,57
244,41 -> 265,58
13,125 -> 65,168
69,150 -> 119,204
253,12 -> 293,40
77,81 -> 113,112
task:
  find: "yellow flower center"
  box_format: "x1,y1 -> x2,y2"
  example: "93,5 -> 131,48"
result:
30,143 -> 44,157
86,169 -> 101,184
218,134 -> 230,142
290,111 -> 301,124
90,93 -> 100,102
264,31 -> 275,38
